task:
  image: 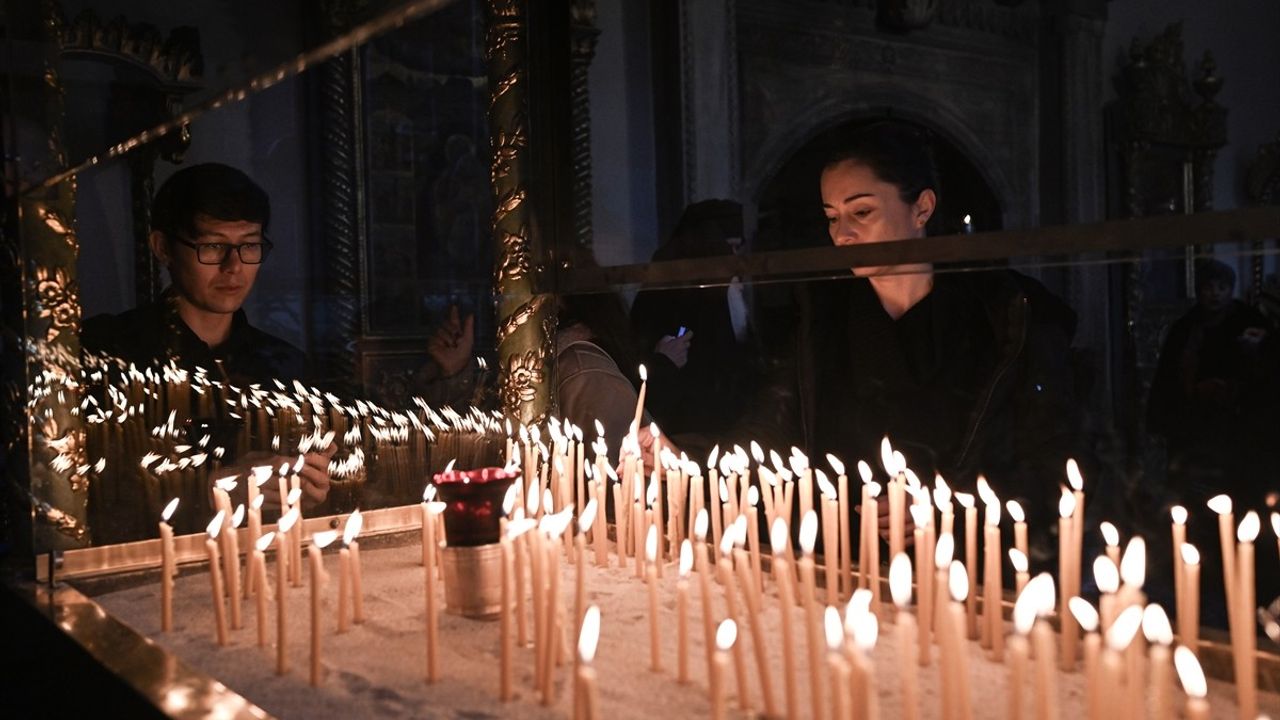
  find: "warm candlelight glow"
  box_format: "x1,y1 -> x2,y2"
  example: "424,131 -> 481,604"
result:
935,533 -> 954,569
1142,604 -> 1173,645
214,476 -> 238,492
312,530 -> 338,550
955,492 -> 974,510
207,511 -> 226,538
279,506 -> 300,534
825,606 -> 844,651
1271,512 -> 1280,538
1065,459 -> 1083,491
1180,543 -> 1200,565
1068,597 -> 1099,632
1174,646 -> 1207,699
857,460 -> 873,484
889,553 -> 912,608
252,465 -> 273,487
1238,510 -> 1260,543
1119,537 -> 1146,587
638,364 -> 648,382
867,481 -> 882,498
423,485 -> 437,502
880,436 -> 896,476
816,471 -> 836,500
948,561 -> 968,603
162,497 -> 180,522
1099,521 -> 1119,548
1058,488 -> 1075,518
716,619 -> 738,651
579,605 -> 601,662
1013,585 -> 1038,636
645,525 -> 658,564
694,508 -> 709,541
799,511 -> 817,555
343,509 -> 363,545
502,484 -> 518,517
852,609 -> 879,651
679,540 -> 693,576
1093,556 -> 1119,594
826,453 -> 845,476
976,475 -> 995,506
1207,494 -> 1232,515
1171,505 -> 1187,526
1005,500 -> 1025,523
256,531 -> 276,552
985,500 -> 1001,526
1105,605 -> 1142,651
1009,548 -> 1028,574
287,487 -> 302,506
230,504 -> 245,528
770,517 -> 788,555
253,494 -> 265,511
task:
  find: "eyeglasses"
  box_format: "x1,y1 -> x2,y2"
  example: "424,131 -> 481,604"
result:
173,238 -> 273,265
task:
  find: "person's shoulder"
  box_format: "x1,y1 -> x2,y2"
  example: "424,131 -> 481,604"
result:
81,303 -> 165,356
557,338 -> 618,374
957,269 -> 1077,338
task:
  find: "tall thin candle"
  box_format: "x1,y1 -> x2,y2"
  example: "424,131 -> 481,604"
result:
253,531 -> 275,647
889,554 -> 920,720
1235,511 -> 1260,720
577,606 -> 603,720
309,529 -> 337,687
1174,646 -> 1210,720
677,540 -> 692,684
205,511 -> 229,647
711,620 -> 735,720
798,511 -> 824,720
276,507 -> 299,675
1178,544 -> 1201,651
1068,598 -> 1101,720
771,518 -> 799,720
159,498 -> 179,632
423,500 -> 445,683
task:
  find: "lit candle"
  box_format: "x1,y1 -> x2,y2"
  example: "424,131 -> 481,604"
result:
746,485 -> 764,595
934,477 -> 954,537
347,508 -> 365,624
694,510 -> 717,689
1007,499 -> 1027,562
205,511 -> 229,647
633,364 -> 648,431
1170,505 -> 1187,640
309,529 -> 337,687
888,554 -> 920,720
1173,645 -> 1210,720
857,461 -> 874,590
798,511 -> 824,720
646,524 -> 662,672
576,498 -> 597,662
276,507 -> 299,675
1142,604 -> 1175,720
423,499 -> 445,683
421,484 -> 437,567
711,620 -> 735,720
1009,582 -> 1037,720
1102,607 -> 1143,720
1068,597 -> 1101,720
253,531 -> 275,647
159,498 -> 179,632
733,537 -> 778,718
1235,511 -> 1260,720
677,539 -> 692,684
829,454 -> 852,599
502,518 -> 535,701
1093,556 -> 1120,632
288,481 -> 304,587
1065,459 -> 1086,596
818,471 -> 839,605
1058,489 -> 1078,671
864,481 -> 883,616
882,438 -> 906,568
1099,521 -> 1121,569
771,518 -> 799,720
1009,548 -> 1029,598
248,493 -> 266,597
225,504 -> 245,630
945,561 -> 974,720
718,520 -> 751,711
825,606 -> 852,720
957,492 -> 978,640
848,605 -> 881,720
910,504 -> 933,667
337,511 -> 361,633
1178,544 -> 1201,651
1207,494 -> 1236,629
982,497 -> 1004,659
1026,573 -> 1057,720
577,605 -> 603,720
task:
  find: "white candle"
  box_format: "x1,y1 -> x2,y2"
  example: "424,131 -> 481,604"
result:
771,519 -> 799,720
956,492 -> 978,640
1235,511 -> 1260,720
645,525 -> 661,672
825,607 -> 852,720
1058,490 -> 1078,671
1178,544 -> 1201,650
159,497 -> 179,633
1068,598 -> 1101,720
347,509 -> 365,624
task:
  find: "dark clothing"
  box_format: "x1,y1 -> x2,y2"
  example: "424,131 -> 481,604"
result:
82,290 -> 306,386
798,270 -> 1080,562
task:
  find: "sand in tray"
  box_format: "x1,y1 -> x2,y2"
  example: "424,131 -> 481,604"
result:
93,537 -> 1278,720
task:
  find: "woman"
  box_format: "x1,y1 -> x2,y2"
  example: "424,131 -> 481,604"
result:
802,122 -> 1081,565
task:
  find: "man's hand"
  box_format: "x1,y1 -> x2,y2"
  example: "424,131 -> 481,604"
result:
619,426 -> 684,476
654,331 -> 694,369
855,495 -> 916,547
226,444 -> 337,517
428,305 -> 475,377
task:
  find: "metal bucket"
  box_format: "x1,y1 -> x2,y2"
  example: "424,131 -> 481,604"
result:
440,543 -> 503,619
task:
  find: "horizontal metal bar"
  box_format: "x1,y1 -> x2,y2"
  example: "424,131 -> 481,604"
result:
554,206 -> 1280,293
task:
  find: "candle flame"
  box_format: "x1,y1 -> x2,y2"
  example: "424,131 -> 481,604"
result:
1008,548 -> 1028,574
824,606 -> 844,651
1105,605 -> 1143,652
715,619 -> 737,651
1142,604 -> 1173,645
694,509 -> 709,541
286,487 -> 302,506
279,506 -> 300,534
770,518 -> 789,556
1170,505 -> 1187,526
985,501 -> 1001,527
866,481 -> 882,498
948,561 -> 968,603
976,475 -> 995,506
1069,597 -> 1099,633
889,553 -> 912,608
579,498 -> 598,534
955,492 -> 975,510
1272,512 -> 1280,539
161,497 -> 180,522
1238,510 -> 1260,543
214,476 -> 238,492
645,525 -> 658,563
857,460 -> 873,484
252,465 -> 273,486
638,364 -> 647,382
1119,537 -> 1146,588
1174,646 -> 1207,699
853,610 -> 878,651
543,488 -> 554,515
816,471 -> 836,499
502,484 -> 518,517
1065,458 -> 1084,491
1099,521 -> 1119,547
312,530 -> 338,550
506,517 -> 537,539
679,539 -> 693,576
1093,556 -> 1120,594
1207,494 -> 1232,515
799,511 -> 818,555
893,452 -> 908,479
250,493 -> 263,512
1013,585 -> 1038,635
206,510 -> 226,539
932,479 -> 952,510
935,533 -> 954,569
1059,488 -> 1076,518
343,509 -> 363,545
256,531 -> 276,552
823,453 -> 846,477
879,436 -> 896,476
1005,500 -> 1025,523
231,504 -> 246,528
443,458 -> 457,474
908,503 -> 930,529
579,605 -> 601,663
719,522 -> 738,557
1180,542 -> 1200,566
748,485 -> 760,507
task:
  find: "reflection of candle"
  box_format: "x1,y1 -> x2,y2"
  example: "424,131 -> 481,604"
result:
205,511 -> 229,647
711,620 -> 735,720
160,498 -> 179,632
1174,646 -> 1210,720
771,519 -> 799,720
254,532 -> 275,647
888,554 -> 919,720
309,530 -> 338,687
577,606 -> 603,720
277,507 -> 299,675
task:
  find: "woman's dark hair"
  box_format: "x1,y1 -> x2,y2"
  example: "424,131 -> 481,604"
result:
821,122 -> 940,205
151,163 -> 271,239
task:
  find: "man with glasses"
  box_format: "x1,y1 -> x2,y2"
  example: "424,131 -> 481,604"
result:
83,163 -> 303,386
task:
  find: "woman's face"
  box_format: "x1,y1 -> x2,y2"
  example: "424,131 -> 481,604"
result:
820,159 -> 935,277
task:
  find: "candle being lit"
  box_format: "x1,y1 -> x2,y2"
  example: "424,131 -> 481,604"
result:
633,364 -> 648,432
1173,645 -> 1210,720
159,497 -> 179,632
